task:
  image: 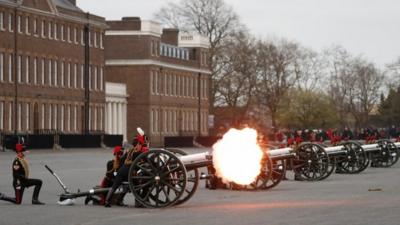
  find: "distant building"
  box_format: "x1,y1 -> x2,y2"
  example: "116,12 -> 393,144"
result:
0,0 -> 106,135
105,17 -> 210,146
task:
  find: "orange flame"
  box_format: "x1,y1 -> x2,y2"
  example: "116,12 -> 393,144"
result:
212,128 -> 263,185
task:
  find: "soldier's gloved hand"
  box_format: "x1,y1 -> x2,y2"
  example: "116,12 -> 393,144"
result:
113,172 -> 118,176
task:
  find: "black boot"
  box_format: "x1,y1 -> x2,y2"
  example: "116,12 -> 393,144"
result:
32,181 -> 44,205
104,187 -> 116,208
32,199 -> 45,205
0,192 -> 17,204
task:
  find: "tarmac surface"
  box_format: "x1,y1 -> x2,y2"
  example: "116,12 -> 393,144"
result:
0,147 -> 399,225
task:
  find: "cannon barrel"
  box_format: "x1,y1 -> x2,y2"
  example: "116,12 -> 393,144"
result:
178,152 -> 213,170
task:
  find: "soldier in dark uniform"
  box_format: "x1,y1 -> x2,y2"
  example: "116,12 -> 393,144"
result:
84,145 -> 124,205
105,134 -> 148,207
0,141 -> 45,205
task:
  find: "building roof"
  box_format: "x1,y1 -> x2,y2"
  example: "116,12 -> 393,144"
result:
52,0 -> 82,12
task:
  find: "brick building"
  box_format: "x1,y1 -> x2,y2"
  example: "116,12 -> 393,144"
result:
0,0 -> 106,135
105,17 -> 210,146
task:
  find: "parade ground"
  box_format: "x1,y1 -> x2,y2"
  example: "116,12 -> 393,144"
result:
0,147 -> 399,225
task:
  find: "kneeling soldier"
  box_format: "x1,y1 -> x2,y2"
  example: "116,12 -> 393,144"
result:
0,141 -> 45,205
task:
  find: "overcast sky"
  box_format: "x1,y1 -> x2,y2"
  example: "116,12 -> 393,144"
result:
78,0 -> 400,68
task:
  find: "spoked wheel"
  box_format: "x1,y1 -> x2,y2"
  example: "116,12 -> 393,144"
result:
263,158 -> 286,189
128,149 -> 187,208
319,155 -> 335,181
247,153 -> 273,190
165,148 -> 199,206
371,140 -> 399,167
292,143 -> 330,181
337,141 -> 368,173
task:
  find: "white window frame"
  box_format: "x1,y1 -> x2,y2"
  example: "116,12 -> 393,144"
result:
60,61 -> 64,87
0,12 -> 4,31
17,55 -> 21,83
8,13 -> 13,32
41,20 -> 45,38
33,18 -> 37,35
48,21 -> 52,39
53,22 -> 57,40
54,60 -> 58,87
33,57 -> 37,85
25,56 -> 29,84
74,27 -> 77,44
25,16 -> 30,35
81,64 -> 84,89
67,26 -> 71,43
60,25 -> 64,41
17,103 -> 21,131
0,52 -> 3,82
99,67 -> 103,91
25,103 -> 30,131
74,63 -> 77,88
17,15 -> 21,33
94,66 -> 97,91
67,62 -> 71,87
48,59 -> 52,86
41,58 -> 44,85
48,104 -> 51,129
60,105 -> 64,132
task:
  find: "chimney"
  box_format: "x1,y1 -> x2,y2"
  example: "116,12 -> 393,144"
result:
161,28 -> 179,46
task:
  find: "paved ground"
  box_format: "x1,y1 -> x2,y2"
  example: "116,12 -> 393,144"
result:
0,147 -> 399,225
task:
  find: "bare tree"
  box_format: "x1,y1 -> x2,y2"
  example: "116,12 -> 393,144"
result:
255,39 -> 302,131
295,47 -> 326,92
155,0 -> 244,109
324,46 -> 355,127
350,58 -> 384,127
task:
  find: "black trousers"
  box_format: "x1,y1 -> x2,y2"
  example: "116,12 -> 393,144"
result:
14,178 -> 42,204
105,165 -> 129,205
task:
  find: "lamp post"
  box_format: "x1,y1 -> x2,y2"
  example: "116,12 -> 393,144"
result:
13,0 -> 23,136
197,73 -> 201,137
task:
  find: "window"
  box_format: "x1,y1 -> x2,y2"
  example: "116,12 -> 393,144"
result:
25,103 -> 30,131
33,18 -> 37,35
60,25 -> 64,41
74,106 -> 77,131
60,105 -> 64,131
94,32 -> 97,47
0,12 -> 4,31
99,67 -> 103,91
53,23 -> 57,40
60,61 -> 64,87
41,104 -> 44,129
74,64 -> 77,88
41,20 -> 45,37
81,64 -> 84,89
100,33 -> 103,49
0,52 -> 3,82
17,55 -> 21,83
33,58 -> 37,85
48,104 -> 51,129
66,105 -> 70,132
25,16 -> 30,35
18,103 -> 21,131
89,31 -> 91,47
81,29 -> 84,45
48,21 -> 52,39
25,56 -> 29,84
0,101 -> 3,130
8,13 -> 13,32
53,104 -> 57,130
67,62 -> 70,87
67,26 -> 71,42
89,66 -> 91,90
94,66 -> 97,90
17,15 -> 21,33
94,107 -> 97,130
74,28 -> 77,44
41,58 -> 44,85
48,59 -> 52,86
7,54 -> 12,82
53,60 -> 57,86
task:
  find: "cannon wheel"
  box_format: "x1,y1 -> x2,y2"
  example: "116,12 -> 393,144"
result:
247,153 -> 273,190
165,148 -> 199,206
292,143 -> 330,181
371,140 -> 399,168
263,158 -> 286,189
128,149 -> 187,208
337,141 -> 368,173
